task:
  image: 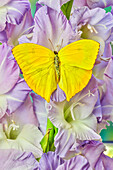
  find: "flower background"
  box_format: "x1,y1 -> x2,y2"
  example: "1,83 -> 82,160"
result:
30,0 -> 113,142
0,0 -> 113,169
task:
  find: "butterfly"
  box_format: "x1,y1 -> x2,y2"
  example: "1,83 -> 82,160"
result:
12,39 -> 99,102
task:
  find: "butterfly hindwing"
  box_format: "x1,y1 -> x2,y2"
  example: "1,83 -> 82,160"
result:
12,43 -> 57,102
59,65 -> 92,101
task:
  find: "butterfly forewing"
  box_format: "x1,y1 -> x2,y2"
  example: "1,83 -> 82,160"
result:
12,43 -> 57,102
59,39 -> 100,70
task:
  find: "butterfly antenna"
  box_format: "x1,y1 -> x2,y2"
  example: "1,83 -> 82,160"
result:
48,39 -> 55,51
60,39 -> 63,50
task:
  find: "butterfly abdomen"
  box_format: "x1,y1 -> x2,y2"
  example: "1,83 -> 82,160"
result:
54,54 -> 60,82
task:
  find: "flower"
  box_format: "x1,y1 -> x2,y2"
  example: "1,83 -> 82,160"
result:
79,140 -> 113,169
19,5 -> 76,102
31,93 -> 48,135
0,43 -> 19,118
32,5 -> 75,52
87,0 -> 113,9
101,57 -> 113,121
0,9 -> 34,46
0,0 -> 30,32
38,0 -> 70,12
70,7 -> 113,55
38,151 -> 64,170
57,155 -> 90,170
0,149 -> 38,169
0,95 -> 43,158
47,76 -> 101,158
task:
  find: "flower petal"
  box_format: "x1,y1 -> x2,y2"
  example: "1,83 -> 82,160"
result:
6,79 -> 31,114
6,0 -> 30,25
31,93 -> 47,135
87,0 -> 113,9
39,151 -> 64,170
0,124 -> 43,158
57,155 -> 91,170
6,9 -> 34,46
0,149 -> 38,169
0,43 -> 20,94
32,5 -> 75,51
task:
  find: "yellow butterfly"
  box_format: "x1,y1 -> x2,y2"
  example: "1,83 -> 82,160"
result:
12,39 -> 99,102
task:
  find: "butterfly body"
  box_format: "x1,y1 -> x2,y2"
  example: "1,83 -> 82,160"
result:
54,53 -> 60,82
12,39 -> 100,102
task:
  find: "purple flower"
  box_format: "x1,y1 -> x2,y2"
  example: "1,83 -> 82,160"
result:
38,143 -> 113,170
0,43 -> 20,118
38,0 -> 69,12
38,152 -> 64,170
70,7 -> 113,55
0,95 -> 43,158
0,149 -> 38,169
47,76 -> 100,158
31,93 -> 48,135
87,0 -> 113,9
0,0 -> 30,32
6,79 -> 32,114
0,9 -> 34,46
32,5 -> 75,52
101,57 -> 113,121
80,140 -> 113,169
0,43 -> 31,118
38,151 -> 91,170
57,155 -> 91,170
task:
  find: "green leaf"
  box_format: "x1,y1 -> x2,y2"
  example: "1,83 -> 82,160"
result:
29,0 -> 39,17
19,74 -> 23,78
0,42 -> 2,45
40,118 -> 58,153
104,6 -> 112,13
61,0 -> 73,20
40,128 -> 51,153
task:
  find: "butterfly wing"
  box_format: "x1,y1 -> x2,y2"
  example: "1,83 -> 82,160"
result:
59,65 -> 92,101
59,39 -> 99,70
58,39 -> 99,101
12,43 -> 57,102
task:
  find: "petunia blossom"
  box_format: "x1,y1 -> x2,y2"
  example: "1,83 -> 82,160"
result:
0,149 -> 38,169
